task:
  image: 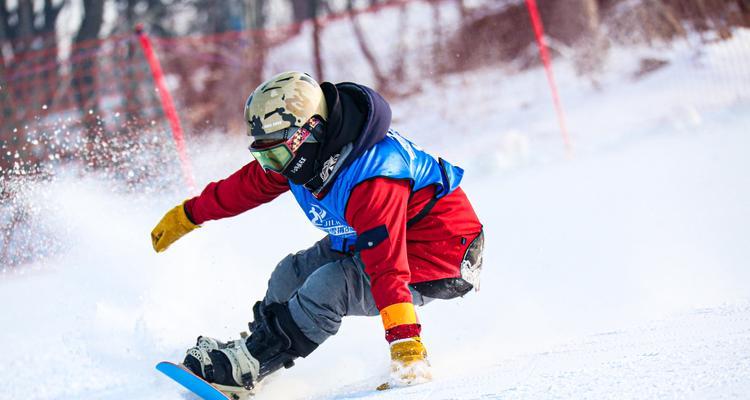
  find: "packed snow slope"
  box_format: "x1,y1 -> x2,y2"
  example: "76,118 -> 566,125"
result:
1,32 -> 749,399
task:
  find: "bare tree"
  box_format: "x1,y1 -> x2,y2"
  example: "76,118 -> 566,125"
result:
431,1 -> 444,76
291,0 -> 315,23
0,0 -> 64,125
390,4 -> 409,85
247,0 -> 268,99
312,0 -> 324,80
347,0 -> 386,93
71,0 -> 105,159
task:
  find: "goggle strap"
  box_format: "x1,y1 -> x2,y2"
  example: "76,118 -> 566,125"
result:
291,115 -> 324,153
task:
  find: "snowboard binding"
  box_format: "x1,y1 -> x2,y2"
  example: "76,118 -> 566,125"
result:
170,301 -> 319,398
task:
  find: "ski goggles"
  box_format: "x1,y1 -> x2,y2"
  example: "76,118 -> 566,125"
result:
248,115 -> 323,173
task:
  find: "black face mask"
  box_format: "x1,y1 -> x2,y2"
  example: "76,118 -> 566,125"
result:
282,142 -> 321,185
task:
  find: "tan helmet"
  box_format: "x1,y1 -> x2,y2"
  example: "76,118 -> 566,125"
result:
244,71 -> 328,137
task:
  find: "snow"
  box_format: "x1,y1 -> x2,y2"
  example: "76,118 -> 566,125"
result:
322,303 -> 750,399
2,25 -> 750,400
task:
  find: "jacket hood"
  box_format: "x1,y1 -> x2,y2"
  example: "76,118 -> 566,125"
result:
303,82 -> 392,196
335,82 -> 392,162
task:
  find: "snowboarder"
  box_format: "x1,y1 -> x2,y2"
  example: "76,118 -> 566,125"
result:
151,71 -> 484,397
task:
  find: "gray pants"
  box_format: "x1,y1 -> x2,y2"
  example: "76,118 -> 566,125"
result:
263,236 -> 431,345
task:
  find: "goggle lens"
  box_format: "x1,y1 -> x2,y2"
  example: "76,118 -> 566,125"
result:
248,116 -> 322,173
249,144 -> 293,172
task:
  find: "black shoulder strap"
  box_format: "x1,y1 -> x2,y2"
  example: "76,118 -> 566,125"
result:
406,196 -> 439,229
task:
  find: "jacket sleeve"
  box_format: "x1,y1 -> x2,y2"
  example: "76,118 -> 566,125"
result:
345,177 -> 422,342
184,161 -> 290,225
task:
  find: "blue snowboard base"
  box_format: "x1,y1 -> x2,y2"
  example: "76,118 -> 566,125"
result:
156,361 -> 234,400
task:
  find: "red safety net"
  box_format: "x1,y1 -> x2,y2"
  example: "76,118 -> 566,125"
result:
1,0 -> 749,270
3,0 -> 747,176
1,32 -> 178,181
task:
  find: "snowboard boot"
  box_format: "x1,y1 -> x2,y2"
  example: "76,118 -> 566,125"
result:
184,336 -> 259,399
184,301 -> 319,396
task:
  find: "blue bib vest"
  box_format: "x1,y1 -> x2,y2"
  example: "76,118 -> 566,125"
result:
288,130 -> 464,252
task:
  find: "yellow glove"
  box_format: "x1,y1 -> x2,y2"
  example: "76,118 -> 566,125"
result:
151,203 -> 199,252
378,337 -> 432,390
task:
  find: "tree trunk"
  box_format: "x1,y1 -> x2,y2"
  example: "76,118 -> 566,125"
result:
15,0 -> 33,52
347,0 -> 386,92
312,0 -> 324,81
72,0 -> 105,164
247,0 -> 268,108
39,0 -> 63,108
431,2 -> 443,76
291,0 -> 314,22
248,0 -> 268,30
119,0 -> 141,123
0,0 -> 15,129
0,0 -> 63,131
389,4 -> 409,85
0,0 -> 9,42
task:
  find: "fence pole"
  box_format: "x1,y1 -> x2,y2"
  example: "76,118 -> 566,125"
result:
525,0 -> 573,155
135,24 -> 197,192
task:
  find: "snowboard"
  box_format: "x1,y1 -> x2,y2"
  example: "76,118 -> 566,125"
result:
156,361 -> 234,400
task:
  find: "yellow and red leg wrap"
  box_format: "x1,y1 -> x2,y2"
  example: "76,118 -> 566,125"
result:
380,302 -> 421,342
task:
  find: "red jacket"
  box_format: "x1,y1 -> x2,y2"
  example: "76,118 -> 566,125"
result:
185,161 -> 482,341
